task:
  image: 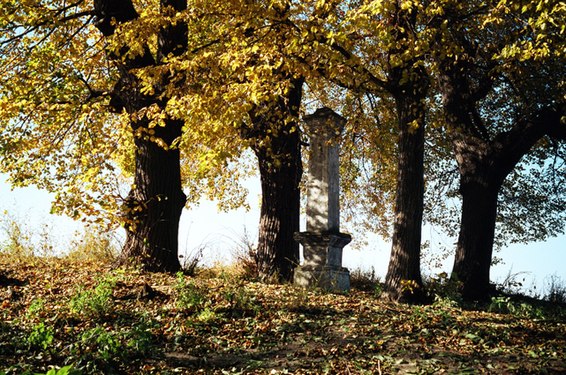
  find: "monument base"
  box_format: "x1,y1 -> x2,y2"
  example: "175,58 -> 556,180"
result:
294,265 -> 350,292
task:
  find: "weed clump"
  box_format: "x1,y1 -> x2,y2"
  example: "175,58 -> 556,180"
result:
175,272 -> 206,314
69,277 -> 115,318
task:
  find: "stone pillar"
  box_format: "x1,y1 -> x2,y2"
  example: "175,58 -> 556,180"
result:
294,108 -> 351,292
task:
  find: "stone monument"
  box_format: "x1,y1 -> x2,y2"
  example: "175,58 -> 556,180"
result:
294,108 -> 351,292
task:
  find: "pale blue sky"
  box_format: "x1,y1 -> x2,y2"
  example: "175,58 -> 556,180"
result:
1,173 -> 564,296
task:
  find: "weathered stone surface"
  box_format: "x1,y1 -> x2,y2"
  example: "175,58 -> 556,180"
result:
294,108 -> 351,293
294,232 -> 351,268
294,266 -> 351,292
303,108 -> 346,233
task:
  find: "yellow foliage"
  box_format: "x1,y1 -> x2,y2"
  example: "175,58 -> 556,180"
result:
0,0 -> 560,236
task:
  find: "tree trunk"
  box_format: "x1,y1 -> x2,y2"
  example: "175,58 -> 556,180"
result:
120,120 -> 186,272
452,178 -> 499,299
94,0 -> 188,272
437,55 -> 565,299
248,79 -> 304,282
384,92 -> 427,302
255,147 -> 302,281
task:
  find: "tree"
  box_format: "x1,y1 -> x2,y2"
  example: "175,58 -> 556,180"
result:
0,0 -> 316,278
95,0 -> 190,272
169,2 -> 309,281
313,0 -> 431,301
431,0 -> 566,299
0,0 -> 195,271
245,78 -> 304,281
380,2 -> 429,302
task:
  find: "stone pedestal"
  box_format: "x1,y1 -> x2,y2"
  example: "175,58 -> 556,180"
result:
293,108 -> 352,292
294,231 -> 351,291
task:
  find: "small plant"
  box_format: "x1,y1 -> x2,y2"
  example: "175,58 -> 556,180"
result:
69,277 -> 115,317
230,228 -> 266,281
488,296 -> 514,314
179,245 -> 204,276
125,319 -> 157,356
41,365 -> 80,375
0,210 -> 34,258
175,272 -> 206,313
497,270 -> 529,295
69,319 -> 157,371
488,296 -> 544,319
223,285 -> 261,317
196,307 -> 218,323
400,279 -> 420,294
83,326 -> 122,361
350,267 -> 381,292
545,275 -> 566,304
374,283 -> 383,298
27,322 -> 54,351
26,298 -> 45,319
425,272 -> 462,305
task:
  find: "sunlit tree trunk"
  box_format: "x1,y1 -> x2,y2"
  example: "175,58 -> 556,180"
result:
120,119 -> 186,272
255,143 -> 302,281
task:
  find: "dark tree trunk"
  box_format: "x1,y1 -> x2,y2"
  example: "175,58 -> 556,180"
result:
380,4 -> 429,303
452,178 -> 499,300
384,89 -> 427,302
438,61 -> 565,300
255,146 -> 302,281
94,0 -> 187,272
248,79 -> 304,282
121,120 -> 186,272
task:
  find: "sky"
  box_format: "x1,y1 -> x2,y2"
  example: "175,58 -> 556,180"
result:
1,173 -> 565,297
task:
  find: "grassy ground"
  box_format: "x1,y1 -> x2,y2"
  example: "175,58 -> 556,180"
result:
0,257 -> 565,374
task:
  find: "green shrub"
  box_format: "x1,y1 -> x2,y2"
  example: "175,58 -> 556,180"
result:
27,322 -> 54,351
26,298 -> 45,319
69,278 -> 115,317
124,319 -> 156,356
488,296 -> 544,319
175,272 -> 206,313
80,326 -> 122,361
223,285 -> 261,317
41,365 -> 80,375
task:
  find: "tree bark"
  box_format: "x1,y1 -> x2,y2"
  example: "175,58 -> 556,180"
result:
450,110 -> 564,299
255,146 -> 302,281
121,120 -> 186,272
379,3 -> 429,302
94,0 -> 187,272
452,178 -> 500,299
384,88 -> 427,302
248,79 -> 304,282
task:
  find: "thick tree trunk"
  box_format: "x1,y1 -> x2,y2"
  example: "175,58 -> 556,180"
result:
452,179 -> 499,299
384,92 -> 427,302
248,79 -> 303,282
255,147 -> 302,281
94,0 -> 188,272
439,62 -> 565,300
120,120 -> 186,272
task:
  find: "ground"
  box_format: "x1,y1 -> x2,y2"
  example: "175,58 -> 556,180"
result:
0,257 -> 565,374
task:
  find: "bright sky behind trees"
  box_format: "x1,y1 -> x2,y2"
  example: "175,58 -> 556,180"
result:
1,173 -> 564,295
